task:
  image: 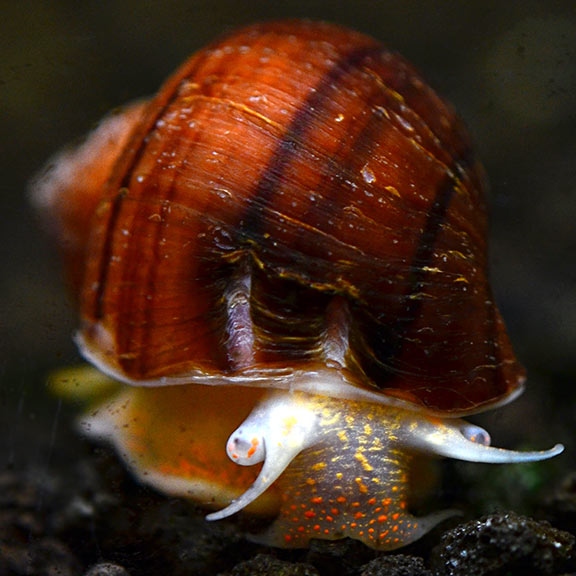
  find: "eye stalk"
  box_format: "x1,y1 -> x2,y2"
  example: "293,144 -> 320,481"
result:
397,413 -> 564,464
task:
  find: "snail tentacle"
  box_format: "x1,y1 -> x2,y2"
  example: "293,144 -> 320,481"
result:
402,416 -> 564,463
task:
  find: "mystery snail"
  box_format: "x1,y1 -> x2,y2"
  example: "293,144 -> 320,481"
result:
32,20 -> 562,550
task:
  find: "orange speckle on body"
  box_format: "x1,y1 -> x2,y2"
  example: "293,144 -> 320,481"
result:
354,477 -> 368,493
368,497 -> 376,505
378,515 -> 388,523
304,510 -> 316,519
337,496 -> 347,503
310,496 -> 323,504
392,513 -> 400,520
354,511 -> 365,520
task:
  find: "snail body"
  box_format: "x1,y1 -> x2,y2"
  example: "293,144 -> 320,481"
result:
34,20 -> 562,550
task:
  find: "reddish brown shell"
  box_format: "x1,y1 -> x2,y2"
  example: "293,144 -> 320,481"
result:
39,20 -> 524,414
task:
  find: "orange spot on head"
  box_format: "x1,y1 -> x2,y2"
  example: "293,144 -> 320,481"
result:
246,438 -> 260,458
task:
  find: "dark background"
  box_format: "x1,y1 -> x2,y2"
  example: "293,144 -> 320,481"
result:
1,0 -> 575,543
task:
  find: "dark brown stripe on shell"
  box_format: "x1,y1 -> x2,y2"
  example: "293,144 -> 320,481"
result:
239,44 -> 385,237
367,149 -> 478,382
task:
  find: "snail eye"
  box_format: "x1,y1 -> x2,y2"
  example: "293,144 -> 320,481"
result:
460,424 -> 491,446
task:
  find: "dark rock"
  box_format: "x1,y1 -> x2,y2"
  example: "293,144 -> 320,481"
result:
224,553 -> 319,576
359,554 -> 432,576
430,511 -> 575,575
0,470 -> 82,576
305,537 -> 376,575
84,563 -> 131,576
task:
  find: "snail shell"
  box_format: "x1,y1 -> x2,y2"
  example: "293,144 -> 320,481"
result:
33,20 -> 562,550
